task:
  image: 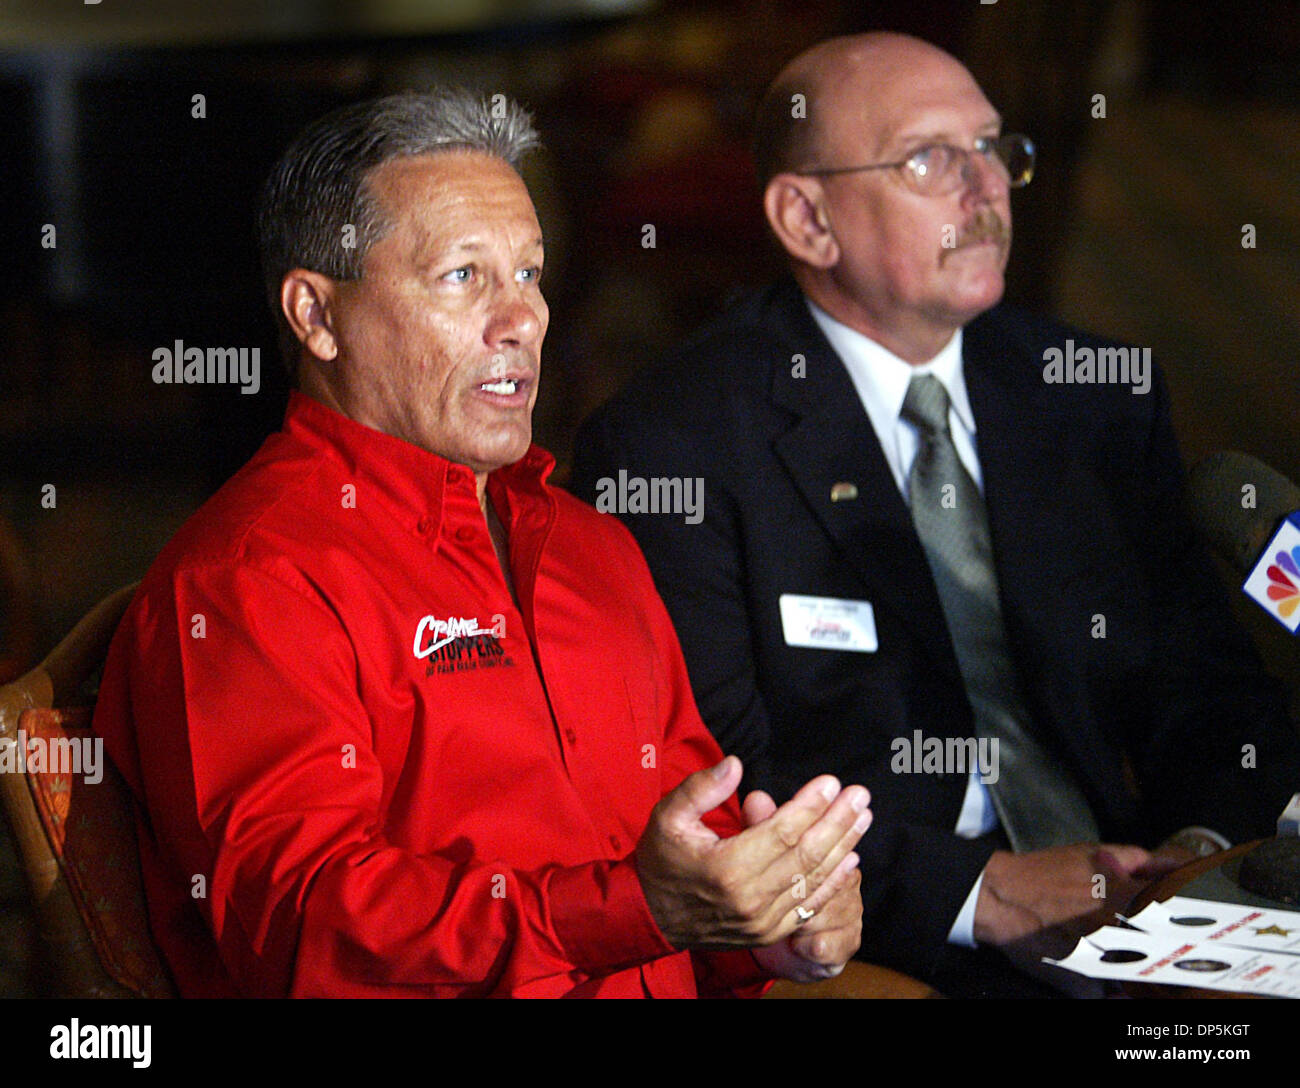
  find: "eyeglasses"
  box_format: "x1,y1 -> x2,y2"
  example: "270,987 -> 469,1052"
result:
798,133 -> 1035,196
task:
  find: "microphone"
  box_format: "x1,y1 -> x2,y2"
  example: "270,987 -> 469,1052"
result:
1189,452 -> 1300,903
1188,451 -> 1300,633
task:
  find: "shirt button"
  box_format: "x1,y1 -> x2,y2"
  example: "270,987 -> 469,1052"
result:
608,834 -> 622,852
447,467 -> 466,485
454,525 -> 475,544
417,516 -> 434,535
564,727 -> 578,745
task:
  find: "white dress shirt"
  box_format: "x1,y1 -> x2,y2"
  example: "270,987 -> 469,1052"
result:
807,298 -> 994,947
807,298 -> 1231,950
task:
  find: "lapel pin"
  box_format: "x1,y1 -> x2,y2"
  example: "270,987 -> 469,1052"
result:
830,482 -> 859,503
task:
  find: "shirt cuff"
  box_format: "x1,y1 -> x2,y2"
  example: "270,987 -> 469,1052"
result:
1165,825 -> 1232,856
947,870 -> 983,948
547,856 -> 677,975
693,948 -> 775,998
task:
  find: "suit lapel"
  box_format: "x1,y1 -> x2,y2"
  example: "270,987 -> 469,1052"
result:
964,314 -> 1115,742
963,317 -> 1057,596
763,283 -> 962,678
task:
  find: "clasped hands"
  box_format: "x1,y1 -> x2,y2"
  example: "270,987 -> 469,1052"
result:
635,755 -> 871,983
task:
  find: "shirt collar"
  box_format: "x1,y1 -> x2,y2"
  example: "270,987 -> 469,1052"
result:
281,389 -> 555,540
805,298 -> 976,438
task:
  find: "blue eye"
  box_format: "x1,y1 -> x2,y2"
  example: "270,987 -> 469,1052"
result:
517,266 -> 542,283
445,267 -> 472,283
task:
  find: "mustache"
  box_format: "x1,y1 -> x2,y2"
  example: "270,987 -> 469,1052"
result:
942,209 -> 1010,260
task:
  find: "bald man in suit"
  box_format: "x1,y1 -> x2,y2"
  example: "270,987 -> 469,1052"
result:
571,33 -> 1300,996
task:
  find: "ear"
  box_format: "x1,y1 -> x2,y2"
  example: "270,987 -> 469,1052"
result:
763,173 -> 839,270
280,269 -> 341,365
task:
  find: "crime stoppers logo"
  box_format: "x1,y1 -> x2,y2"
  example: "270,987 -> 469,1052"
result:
412,614 -> 515,677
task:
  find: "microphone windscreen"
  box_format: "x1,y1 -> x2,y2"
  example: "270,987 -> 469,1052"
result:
1187,451 -> 1300,575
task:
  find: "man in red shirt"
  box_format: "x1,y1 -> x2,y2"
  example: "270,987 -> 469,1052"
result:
92,89 -> 870,997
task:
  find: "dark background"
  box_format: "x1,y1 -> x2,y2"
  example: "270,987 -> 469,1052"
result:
2,0 -> 1299,997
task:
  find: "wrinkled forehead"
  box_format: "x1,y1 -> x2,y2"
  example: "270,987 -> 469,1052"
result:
366,152 -> 542,256
816,55 -> 999,162
368,152 -> 536,222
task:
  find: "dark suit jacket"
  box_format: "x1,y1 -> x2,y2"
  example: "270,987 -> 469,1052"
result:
570,277 -> 1300,986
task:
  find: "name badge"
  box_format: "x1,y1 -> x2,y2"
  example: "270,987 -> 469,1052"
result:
779,594 -> 878,653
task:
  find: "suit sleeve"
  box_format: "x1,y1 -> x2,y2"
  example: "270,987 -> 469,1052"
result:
123,560 -> 680,997
1116,366 -> 1300,843
572,405 -> 995,981
573,409 -> 776,788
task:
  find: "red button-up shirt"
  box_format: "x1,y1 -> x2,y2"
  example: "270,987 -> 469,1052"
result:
93,391 -> 769,997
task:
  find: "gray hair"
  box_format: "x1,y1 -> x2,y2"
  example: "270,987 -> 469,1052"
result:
257,88 -> 541,376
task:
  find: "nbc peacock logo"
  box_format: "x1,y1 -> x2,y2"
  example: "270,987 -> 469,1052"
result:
1266,547 -> 1300,619
1244,517 -> 1300,632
